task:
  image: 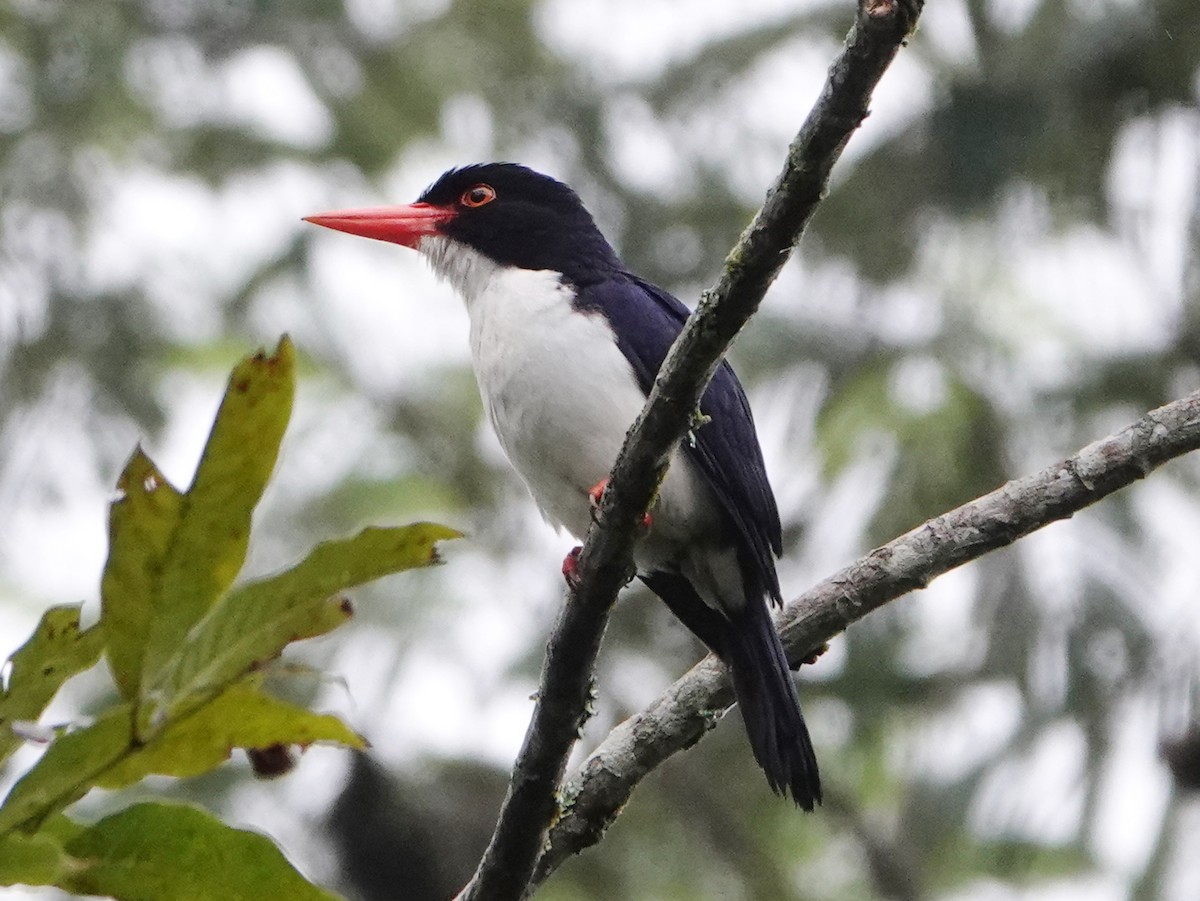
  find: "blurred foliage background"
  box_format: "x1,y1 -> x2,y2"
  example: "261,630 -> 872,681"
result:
2,0 -> 1199,898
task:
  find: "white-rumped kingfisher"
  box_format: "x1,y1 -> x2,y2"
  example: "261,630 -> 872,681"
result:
305,163 -> 821,809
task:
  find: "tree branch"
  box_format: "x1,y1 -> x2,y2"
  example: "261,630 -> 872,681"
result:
530,387 -> 1200,884
456,3 -> 923,899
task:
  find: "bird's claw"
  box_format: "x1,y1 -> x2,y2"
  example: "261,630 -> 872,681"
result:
562,546 -> 583,588
587,478 -> 608,509
587,477 -> 652,530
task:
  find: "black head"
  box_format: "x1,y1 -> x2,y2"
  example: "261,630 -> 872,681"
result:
418,163 -> 622,285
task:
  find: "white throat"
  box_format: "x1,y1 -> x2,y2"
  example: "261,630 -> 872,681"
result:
418,235 -> 505,308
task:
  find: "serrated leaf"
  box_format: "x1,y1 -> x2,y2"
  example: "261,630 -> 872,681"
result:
141,523 -> 460,732
0,829 -> 71,887
97,679 -> 365,788
0,706 -> 133,837
139,337 -> 296,697
0,605 -> 105,765
100,450 -> 184,698
61,802 -> 341,901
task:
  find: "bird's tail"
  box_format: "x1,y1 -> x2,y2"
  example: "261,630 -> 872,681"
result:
725,603 -> 822,810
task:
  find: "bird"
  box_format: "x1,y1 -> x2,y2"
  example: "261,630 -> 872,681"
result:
305,163 -> 821,809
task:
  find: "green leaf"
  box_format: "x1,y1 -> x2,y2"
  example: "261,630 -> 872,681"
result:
37,812 -> 87,845
1,342 -> 454,858
138,337 -> 296,699
141,523 -> 460,731
101,449 -> 185,698
97,679 -> 365,788
61,802 -> 342,901
0,605 -> 105,765
0,829 -> 71,887
0,705 -> 133,837
0,680 -> 363,837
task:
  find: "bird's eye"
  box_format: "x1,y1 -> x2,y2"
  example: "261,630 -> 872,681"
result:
461,184 -> 496,208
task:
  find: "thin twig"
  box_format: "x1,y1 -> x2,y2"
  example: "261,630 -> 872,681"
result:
531,388 -> 1200,884
456,2 -> 924,899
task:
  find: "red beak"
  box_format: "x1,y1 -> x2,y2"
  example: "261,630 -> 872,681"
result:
303,202 -> 453,249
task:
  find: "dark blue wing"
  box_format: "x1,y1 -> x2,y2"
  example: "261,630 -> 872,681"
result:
574,273 -> 783,604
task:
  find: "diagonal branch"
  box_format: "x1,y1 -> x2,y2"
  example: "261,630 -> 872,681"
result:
456,2 -> 924,899
530,387 -> 1200,885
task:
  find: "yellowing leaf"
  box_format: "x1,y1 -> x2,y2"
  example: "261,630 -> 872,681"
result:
0,706 -> 133,837
100,450 -> 184,698
138,337 -> 296,701
0,679 -> 363,837
0,830 -> 71,888
62,802 -> 341,901
98,679 -> 365,788
1,337 -> 460,875
0,605 -> 105,765
141,523 -> 460,730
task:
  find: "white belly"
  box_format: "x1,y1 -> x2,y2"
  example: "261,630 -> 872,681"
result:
421,236 -> 737,607
465,265 -> 646,534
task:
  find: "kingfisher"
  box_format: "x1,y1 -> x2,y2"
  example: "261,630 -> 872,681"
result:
305,163 -> 821,809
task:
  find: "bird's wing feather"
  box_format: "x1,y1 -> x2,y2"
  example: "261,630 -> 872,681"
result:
574,274 -> 783,603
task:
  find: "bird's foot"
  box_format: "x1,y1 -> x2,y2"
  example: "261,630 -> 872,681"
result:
587,477 -> 652,529
587,478 -> 607,509
561,546 -> 583,588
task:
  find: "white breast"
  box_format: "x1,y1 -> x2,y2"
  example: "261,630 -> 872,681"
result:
419,236 -> 718,563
